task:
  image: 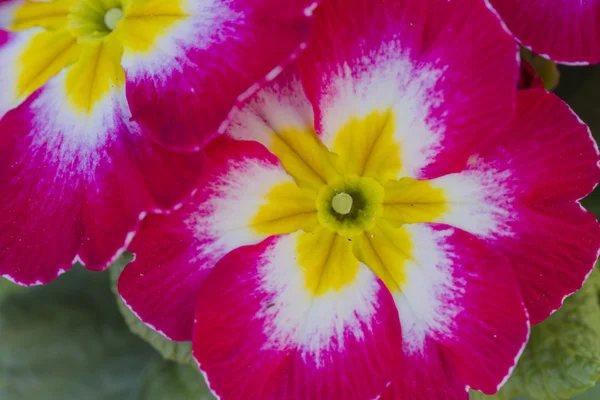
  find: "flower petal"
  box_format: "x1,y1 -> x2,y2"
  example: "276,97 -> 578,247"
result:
1,0 -> 71,31
117,208 -> 204,341
357,223 -> 529,395
329,109 -> 401,183
427,90 -> 600,323
298,0 -> 518,180
0,27 -> 78,117
193,233 -> 402,400
226,64 -> 338,189
64,36 -> 123,113
121,0 -> 318,150
0,65 -> 203,285
489,0 -> 600,65
382,178 -> 447,225
380,343 -> 467,400
119,135 -> 315,340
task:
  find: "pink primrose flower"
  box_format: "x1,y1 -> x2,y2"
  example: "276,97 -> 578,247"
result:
118,0 -> 600,398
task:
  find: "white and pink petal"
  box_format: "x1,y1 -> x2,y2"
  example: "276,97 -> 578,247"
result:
121,0 -> 319,150
298,0 -> 519,180
226,64 -> 314,147
193,233 -> 402,400
427,90 -> 600,323
0,66 -> 203,285
373,224 -> 529,398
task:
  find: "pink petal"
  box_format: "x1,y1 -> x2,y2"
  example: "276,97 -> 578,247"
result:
118,208 -> 204,341
380,342 -> 467,400
298,0 -> 519,180
0,75 -> 202,285
489,0 -> 600,65
119,136 -> 295,340
429,90 -> 600,323
494,201 -> 600,324
193,234 -> 402,400
123,0 -> 319,151
382,224 -> 529,397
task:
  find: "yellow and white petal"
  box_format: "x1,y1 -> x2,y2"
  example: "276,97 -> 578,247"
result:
298,228 -> 361,295
227,65 -> 340,189
1,0 -> 73,31
64,34 -> 124,113
0,27 -> 79,117
353,220 -> 411,293
251,181 -> 318,236
331,109 -> 402,182
117,0 -> 187,56
382,177 -> 447,225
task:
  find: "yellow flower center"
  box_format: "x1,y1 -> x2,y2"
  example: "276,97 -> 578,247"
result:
316,176 -> 384,237
250,111 -> 449,296
104,8 -> 124,31
7,0 -> 188,113
68,1 -> 125,41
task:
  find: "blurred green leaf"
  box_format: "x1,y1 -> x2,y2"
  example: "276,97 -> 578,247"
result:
0,265 -> 215,400
0,277 -> 24,302
0,266 -> 158,400
109,255 -> 194,365
471,269 -> 600,400
138,358 -> 215,400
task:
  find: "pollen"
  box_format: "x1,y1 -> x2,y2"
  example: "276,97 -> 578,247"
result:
104,8 -> 124,31
332,192 -> 353,215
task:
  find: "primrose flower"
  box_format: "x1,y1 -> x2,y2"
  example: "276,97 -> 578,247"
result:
119,0 -> 600,398
489,0 -> 600,64
0,0 -> 317,285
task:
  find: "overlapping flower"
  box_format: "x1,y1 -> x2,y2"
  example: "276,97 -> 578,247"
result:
0,0 -> 317,285
115,0 -> 600,399
489,0 -> 600,64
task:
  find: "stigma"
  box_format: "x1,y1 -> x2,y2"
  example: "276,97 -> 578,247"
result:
332,192 -> 353,215
104,8 -> 124,31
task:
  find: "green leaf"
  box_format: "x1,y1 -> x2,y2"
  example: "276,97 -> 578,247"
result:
138,358 -> 215,400
109,254 -> 194,365
0,265 -> 216,400
0,265 -> 159,400
0,277 -> 24,302
471,269 -> 600,400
